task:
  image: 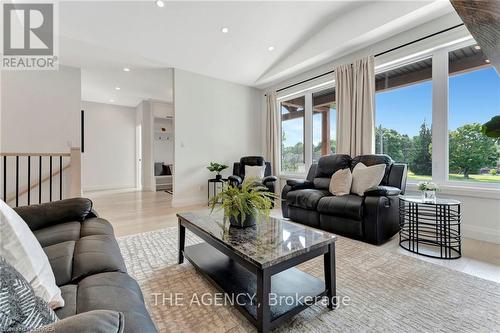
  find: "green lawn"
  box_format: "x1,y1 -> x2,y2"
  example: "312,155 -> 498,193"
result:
407,171 -> 500,184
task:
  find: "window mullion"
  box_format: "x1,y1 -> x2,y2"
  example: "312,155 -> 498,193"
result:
304,92 -> 313,171
431,49 -> 449,184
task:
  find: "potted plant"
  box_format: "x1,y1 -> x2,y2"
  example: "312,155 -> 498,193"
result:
209,179 -> 276,228
207,162 -> 228,180
418,181 -> 439,203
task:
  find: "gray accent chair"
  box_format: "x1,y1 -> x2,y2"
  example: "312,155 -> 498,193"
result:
14,198 -> 158,333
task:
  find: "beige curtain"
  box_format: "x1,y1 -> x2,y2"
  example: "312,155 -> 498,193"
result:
335,56 -> 375,156
264,91 -> 279,177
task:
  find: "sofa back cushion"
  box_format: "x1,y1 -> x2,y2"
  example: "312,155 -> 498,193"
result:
351,154 -> 393,185
314,154 -> 351,189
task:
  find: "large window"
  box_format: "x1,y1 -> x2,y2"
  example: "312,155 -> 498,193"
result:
312,88 -> 336,164
375,58 -> 433,181
448,45 -> 500,184
281,96 -> 305,173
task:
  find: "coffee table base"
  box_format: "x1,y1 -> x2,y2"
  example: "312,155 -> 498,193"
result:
184,243 -> 329,332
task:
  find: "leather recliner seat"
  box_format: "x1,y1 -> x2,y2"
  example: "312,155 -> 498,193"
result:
281,154 -> 407,245
13,198 -> 158,333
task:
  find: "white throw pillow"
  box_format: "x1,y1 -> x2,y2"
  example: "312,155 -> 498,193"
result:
351,163 -> 386,196
245,165 -> 266,180
0,200 -> 64,309
329,168 -> 352,196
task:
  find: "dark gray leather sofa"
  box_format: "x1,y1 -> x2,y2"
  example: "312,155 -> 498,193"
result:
282,154 -> 407,245
14,198 -> 158,333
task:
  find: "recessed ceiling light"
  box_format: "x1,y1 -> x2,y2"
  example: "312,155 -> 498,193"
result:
109,99 -> 115,103
485,59 -> 491,63
115,87 -> 121,90
221,27 -> 229,34
267,46 -> 275,52
474,45 -> 481,50
156,0 -> 164,8
123,67 -> 130,72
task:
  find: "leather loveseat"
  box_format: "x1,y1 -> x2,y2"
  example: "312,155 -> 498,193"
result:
282,154 -> 407,245
13,198 -> 158,333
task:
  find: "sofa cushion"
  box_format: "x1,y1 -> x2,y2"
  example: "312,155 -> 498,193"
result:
13,198 -> 92,231
315,154 -> 352,178
314,154 -> 352,189
80,218 -> 115,237
351,154 -> 393,185
77,272 -> 157,333
56,285 -> 78,319
45,310 -> 124,333
72,235 -> 127,282
44,241 -> 76,286
34,222 -> 81,247
317,195 -> 364,221
287,189 -> 331,210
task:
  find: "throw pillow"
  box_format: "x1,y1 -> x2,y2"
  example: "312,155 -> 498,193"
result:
0,256 -> 58,332
0,200 -> 64,309
351,163 -> 386,196
329,168 -> 352,196
245,165 -> 266,180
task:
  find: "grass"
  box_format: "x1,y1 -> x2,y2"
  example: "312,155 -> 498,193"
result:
407,171 -> 500,184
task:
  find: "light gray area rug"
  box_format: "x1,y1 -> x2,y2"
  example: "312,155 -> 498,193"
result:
118,227 -> 500,333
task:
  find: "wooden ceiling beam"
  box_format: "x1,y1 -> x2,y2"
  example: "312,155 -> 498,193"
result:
450,0 -> 500,74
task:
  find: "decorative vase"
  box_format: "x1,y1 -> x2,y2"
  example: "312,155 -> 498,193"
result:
215,174 -> 222,181
228,213 -> 256,228
422,190 -> 436,203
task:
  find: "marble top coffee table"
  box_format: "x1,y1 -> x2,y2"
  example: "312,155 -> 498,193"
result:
177,212 -> 337,333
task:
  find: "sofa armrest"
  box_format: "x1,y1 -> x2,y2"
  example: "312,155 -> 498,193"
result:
365,186 -> 401,197
262,175 -> 277,184
228,175 -> 243,185
286,179 -> 314,191
34,310 -> 124,333
14,198 -> 93,231
363,196 -> 400,245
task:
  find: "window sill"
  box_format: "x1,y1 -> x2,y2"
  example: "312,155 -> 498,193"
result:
279,173 -> 306,180
406,182 -> 500,200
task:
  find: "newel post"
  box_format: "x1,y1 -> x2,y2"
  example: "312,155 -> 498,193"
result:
69,147 -> 82,197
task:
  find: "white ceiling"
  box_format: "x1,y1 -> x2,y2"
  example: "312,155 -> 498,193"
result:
58,1 -> 456,105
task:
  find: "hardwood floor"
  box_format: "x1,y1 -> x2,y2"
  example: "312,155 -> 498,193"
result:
85,189 -> 500,283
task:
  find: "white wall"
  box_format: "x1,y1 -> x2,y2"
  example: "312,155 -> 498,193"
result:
1,66 -> 81,152
0,66 -> 81,205
173,69 -> 261,206
153,118 -> 174,165
81,101 -> 136,191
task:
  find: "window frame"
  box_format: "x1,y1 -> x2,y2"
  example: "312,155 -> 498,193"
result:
277,37 -> 498,190
278,82 -> 335,178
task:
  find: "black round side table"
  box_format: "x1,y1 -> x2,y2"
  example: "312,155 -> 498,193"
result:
399,196 -> 461,259
207,178 -> 227,206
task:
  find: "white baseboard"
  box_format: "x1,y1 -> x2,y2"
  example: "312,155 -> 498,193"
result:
172,196 -> 206,208
82,184 -> 136,192
462,224 -> 500,244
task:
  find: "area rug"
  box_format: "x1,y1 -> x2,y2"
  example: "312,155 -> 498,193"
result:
118,227 -> 500,333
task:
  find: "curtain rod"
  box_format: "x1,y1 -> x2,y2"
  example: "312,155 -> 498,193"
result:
271,23 -> 465,94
